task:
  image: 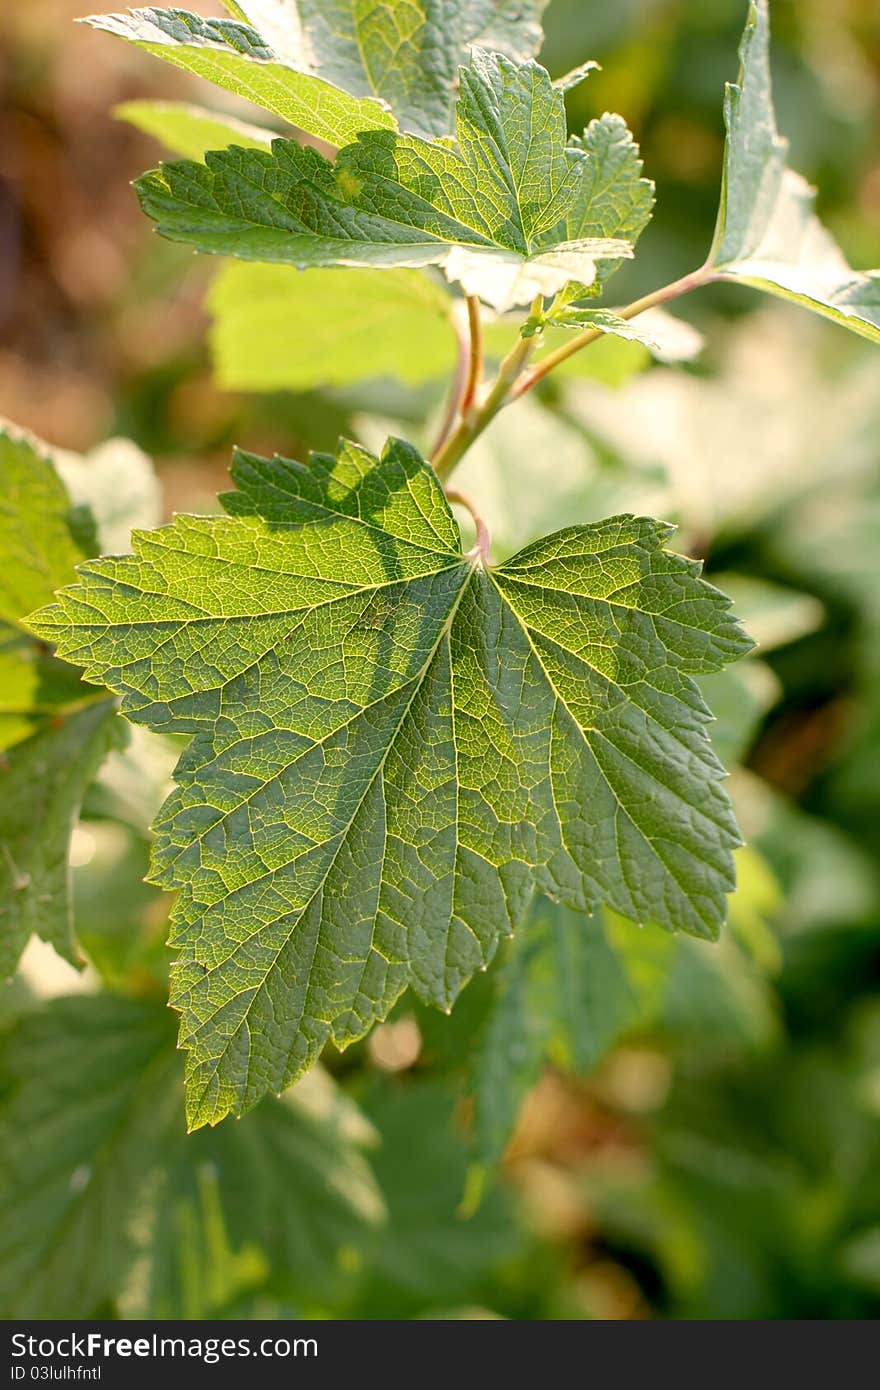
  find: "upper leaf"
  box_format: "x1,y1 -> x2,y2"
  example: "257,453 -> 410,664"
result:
549,112 -> 655,304
135,50 -> 634,311
30,438 -> 750,1127
86,1 -> 550,145
84,6 -> 396,148
709,0 -> 880,343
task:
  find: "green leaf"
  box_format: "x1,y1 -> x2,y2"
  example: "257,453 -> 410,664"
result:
353,1078 -> 520,1314
135,51 -> 634,311
551,113 -> 655,302
209,265 -> 457,392
471,889 -> 779,1168
710,0 -> 880,343
116,99 -> 273,160
88,2 -> 550,145
0,994 -> 180,1317
0,428 -> 97,628
142,1066 -> 384,1315
0,698 -> 126,977
30,437 -> 750,1127
0,426 -> 137,977
83,7 -> 396,148
0,632 -> 87,752
0,994 -> 383,1317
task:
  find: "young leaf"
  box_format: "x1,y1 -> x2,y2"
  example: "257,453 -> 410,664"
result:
135,51 -> 634,311
89,3 -> 550,145
116,99 -> 273,160
709,0 -> 880,343
550,113 -> 655,304
30,438 -> 751,1128
209,265 -> 458,392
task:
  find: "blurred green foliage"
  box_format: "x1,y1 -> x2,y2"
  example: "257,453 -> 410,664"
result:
0,0 -> 879,1319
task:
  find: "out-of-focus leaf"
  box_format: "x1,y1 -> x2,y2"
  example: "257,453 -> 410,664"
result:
470,887 -> 779,1168
209,265 -> 456,392
709,0 -> 880,343
115,99 -> 273,159
0,700 -> 126,978
352,1079 -> 520,1314
0,995 -> 384,1319
0,428 -> 97,627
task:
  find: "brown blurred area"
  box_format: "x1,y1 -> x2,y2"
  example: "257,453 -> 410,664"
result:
0,1 -> 246,507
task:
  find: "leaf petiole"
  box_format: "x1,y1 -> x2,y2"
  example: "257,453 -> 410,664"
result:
434,266 -> 717,486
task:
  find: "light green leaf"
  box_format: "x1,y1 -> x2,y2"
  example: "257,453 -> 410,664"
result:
116,99 -> 273,159
0,632 -> 88,752
135,51 -> 634,311
209,265 -> 457,392
0,699 -> 126,978
88,2 -> 550,144
710,0 -> 880,343
530,306 -> 703,364
0,428 -> 97,628
83,7 -> 396,148
30,437 -> 750,1127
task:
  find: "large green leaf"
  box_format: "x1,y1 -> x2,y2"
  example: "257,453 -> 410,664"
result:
709,0 -> 880,343
135,51 -> 634,311
31,437 -> 750,1127
209,265 -> 458,391
87,1 -> 550,145
0,994 -> 383,1318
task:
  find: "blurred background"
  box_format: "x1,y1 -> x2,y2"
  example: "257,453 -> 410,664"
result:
2,0 -> 880,1319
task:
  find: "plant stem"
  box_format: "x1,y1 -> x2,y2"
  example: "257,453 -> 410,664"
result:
433,265 -> 714,487
513,263 -> 717,396
445,488 -> 491,563
460,295 -> 484,416
429,306 -> 470,458
433,295 -> 542,482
